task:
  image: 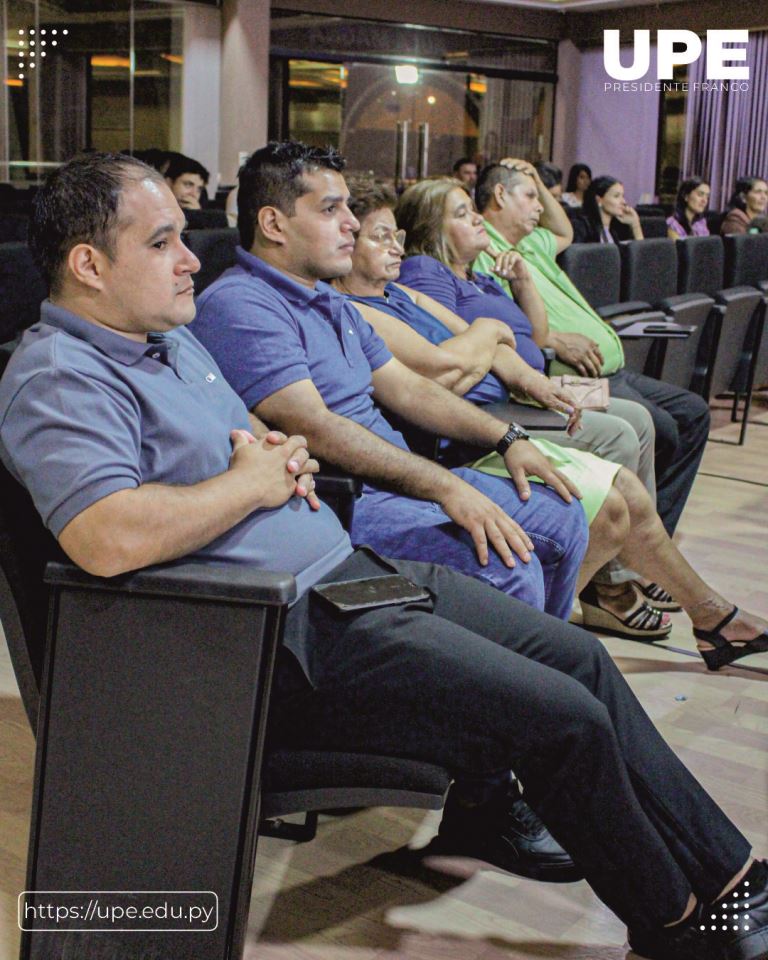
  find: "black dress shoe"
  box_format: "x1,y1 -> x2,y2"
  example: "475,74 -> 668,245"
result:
425,779 -> 583,883
629,860 -> 768,960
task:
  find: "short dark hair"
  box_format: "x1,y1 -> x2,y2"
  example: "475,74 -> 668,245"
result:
348,184 -> 397,227
29,152 -> 163,294
164,153 -> 210,185
534,161 -> 562,190
452,157 -> 475,173
474,163 -> 531,214
237,141 -> 346,250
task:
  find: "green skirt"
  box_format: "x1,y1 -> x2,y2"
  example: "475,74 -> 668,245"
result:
471,438 -> 620,525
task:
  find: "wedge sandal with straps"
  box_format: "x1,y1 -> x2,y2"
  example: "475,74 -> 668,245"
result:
694,606 -> 768,671
634,580 -> 682,612
579,581 -> 672,641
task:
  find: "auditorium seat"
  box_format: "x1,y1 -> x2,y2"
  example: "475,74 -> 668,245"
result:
618,238 -> 715,390
0,242 -> 48,344
0,405 -> 448,959
0,214 -> 29,243
184,208 -> 229,229
184,227 -> 239,294
557,241 -> 701,379
638,215 -> 668,238
676,235 -> 763,443
722,233 -> 768,424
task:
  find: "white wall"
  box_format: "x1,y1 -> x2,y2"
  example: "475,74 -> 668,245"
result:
182,5 -> 222,197
219,0 -> 270,185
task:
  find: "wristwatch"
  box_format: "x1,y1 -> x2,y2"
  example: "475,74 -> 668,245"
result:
495,422 -> 530,457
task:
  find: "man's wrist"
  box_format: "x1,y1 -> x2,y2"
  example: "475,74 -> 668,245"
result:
496,423 -> 530,457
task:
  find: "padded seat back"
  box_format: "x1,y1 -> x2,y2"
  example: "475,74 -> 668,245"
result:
0,214 -> 29,243
184,208 -> 229,230
556,243 -> 621,309
676,236 -> 725,296
184,228 -> 240,295
708,286 -> 764,398
723,233 -> 768,287
619,238 -> 677,302
0,412 -> 63,731
639,215 -> 668,238
0,242 -> 48,342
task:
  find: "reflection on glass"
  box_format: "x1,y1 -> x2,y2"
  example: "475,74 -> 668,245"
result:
284,58 -> 553,183
2,0 -> 184,182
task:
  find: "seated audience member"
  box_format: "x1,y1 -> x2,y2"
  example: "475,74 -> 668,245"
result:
164,153 -> 210,210
561,162 -> 591,208
3,154 -> 768,960
667,177 -> 711,239
335,185 -> 768,655
452,157 -> 478,196
534,161 -> 563,200
721,175 -> 768,235
470,160 -> 710,539
192,142 -> 587,622
572,175 -> 644,243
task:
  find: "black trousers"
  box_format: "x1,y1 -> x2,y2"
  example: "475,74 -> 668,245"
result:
271,550 -> 749,933
607,368 -> 710,535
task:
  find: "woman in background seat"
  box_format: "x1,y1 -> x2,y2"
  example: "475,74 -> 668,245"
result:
667,177 -> 711,239
720,175 -> 768,235
572,175 -> 644,243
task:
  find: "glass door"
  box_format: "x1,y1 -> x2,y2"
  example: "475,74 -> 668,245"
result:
280,58 -> 554,184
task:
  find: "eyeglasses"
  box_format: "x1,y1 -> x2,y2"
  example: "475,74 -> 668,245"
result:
365,228 -> 406,249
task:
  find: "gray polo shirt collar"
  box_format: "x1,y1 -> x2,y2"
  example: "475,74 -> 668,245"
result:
40,300 -> 180,372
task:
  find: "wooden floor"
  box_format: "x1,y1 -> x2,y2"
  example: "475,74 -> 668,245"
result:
1,399 -> 767,960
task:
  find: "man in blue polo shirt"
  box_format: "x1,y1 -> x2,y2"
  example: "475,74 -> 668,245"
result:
3,154 -> 765,960
191,141 -> 588,622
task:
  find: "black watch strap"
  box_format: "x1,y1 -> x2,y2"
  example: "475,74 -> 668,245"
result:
495,422 -> 530,457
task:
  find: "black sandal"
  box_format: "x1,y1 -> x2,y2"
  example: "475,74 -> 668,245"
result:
693,606 -> 768,671
579,582 -> 672,641
634,580 -> 682,612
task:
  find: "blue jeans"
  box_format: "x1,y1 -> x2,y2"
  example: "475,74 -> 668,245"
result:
350,467 -> 588,620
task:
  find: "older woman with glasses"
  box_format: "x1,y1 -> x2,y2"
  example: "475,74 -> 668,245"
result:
329,181 -> 768,666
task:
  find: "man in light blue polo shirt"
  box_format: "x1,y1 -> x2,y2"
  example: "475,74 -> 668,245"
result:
191,142 -> 589,622
3,154 -> 764,958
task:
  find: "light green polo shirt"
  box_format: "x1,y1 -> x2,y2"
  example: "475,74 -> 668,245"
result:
474,222 -> 625,377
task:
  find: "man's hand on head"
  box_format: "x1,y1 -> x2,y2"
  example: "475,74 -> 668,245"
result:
229,429 -> 321,510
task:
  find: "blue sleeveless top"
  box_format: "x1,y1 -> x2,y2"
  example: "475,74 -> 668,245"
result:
347,283 -> 508,405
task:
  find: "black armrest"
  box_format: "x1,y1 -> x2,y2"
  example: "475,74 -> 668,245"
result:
715,285 -> 764,308
541,346 -> 555,376
597,300 -> 654,319
44,559 -> 297,605
315,470 -> 362,499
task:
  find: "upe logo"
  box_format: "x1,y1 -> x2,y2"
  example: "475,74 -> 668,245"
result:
603,30 -> 750,81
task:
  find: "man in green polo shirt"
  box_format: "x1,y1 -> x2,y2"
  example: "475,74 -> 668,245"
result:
472,160 -> 710,536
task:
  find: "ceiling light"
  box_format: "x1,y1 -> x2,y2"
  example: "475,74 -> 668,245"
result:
395,64 -> 419,84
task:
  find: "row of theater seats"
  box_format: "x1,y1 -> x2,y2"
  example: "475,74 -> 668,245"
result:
1,229 -> 766,440
0,206 -> 229,245
557,233 -> 768,443
562,204 -> 728,239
